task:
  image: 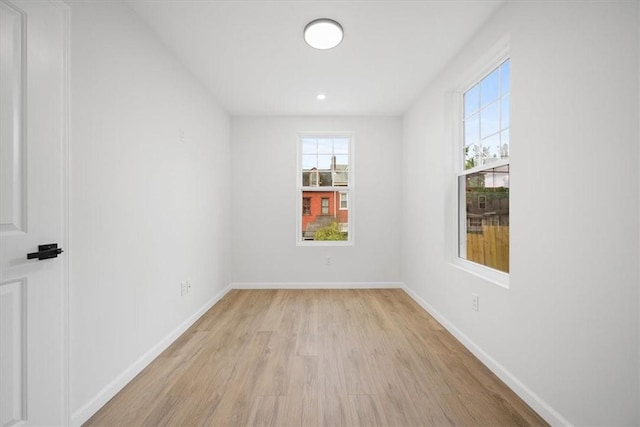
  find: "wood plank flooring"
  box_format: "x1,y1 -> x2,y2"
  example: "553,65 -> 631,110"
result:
84,289 -> 548,426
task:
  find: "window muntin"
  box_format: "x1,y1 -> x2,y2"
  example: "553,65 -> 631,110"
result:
299,135 -> 351,243
301,137 -> 349,187
463,60 -> 510,170
459,59 -> 510,274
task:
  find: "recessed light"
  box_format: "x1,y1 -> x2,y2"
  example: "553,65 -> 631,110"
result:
304,18 -> 343,50
317,94 -> 326,100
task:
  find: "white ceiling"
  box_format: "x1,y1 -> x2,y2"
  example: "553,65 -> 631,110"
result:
126,0 -> 504,116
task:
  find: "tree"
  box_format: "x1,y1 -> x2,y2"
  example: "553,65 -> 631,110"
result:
314,222 -> 347,241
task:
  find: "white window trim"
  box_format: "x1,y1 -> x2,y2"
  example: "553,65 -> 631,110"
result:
297,132 -> 354,246
448,38 -> 510,288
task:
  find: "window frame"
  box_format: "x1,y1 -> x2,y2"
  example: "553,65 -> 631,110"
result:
450,43 -> 510,288
297,132 -> 354,246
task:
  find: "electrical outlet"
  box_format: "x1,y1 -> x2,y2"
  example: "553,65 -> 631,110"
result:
325,256 -> 332,266
180,282 -> 187,296
472,293 -> 479,312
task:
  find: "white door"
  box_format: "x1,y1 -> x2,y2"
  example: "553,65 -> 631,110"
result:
0,0 -> 68,425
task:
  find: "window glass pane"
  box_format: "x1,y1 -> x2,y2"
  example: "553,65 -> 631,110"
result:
464,113 -> 480,146
317,155 -> 332,169
501,60 -> 510,94
334,154 -> 348,166
480,101 -> 500,138
302,138 -> 350,187
301,191 -> 348,241
332,171 -> 348,186
500,129 -> 510,159
303,170 -> 319,187
301,155 -> 317,185
464,144 -> 478,170
318,139 -> 333,154
482,133 -> 501,163
317,171 -> 331,187
302,138 -> 317,154
501,95 -> 510,130
459,165 -> 509,272
333,138 -> 349,154
464,84 -> 480,118
480,68 -> 499,107
302,155 -> 317,170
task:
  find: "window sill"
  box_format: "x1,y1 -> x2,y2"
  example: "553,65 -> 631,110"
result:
449,258 -> 509,288
297,240 -> 353,247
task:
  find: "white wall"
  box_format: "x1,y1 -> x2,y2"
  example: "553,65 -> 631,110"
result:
67,1 -> 231,424
231,116 -> 401,285
402,1 -> 639,425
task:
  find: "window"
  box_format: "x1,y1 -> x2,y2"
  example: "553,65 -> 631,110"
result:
339,192 -> 348,210
303,198 -> 311,215
299,134 -> 352,244
478,195 -> 486,210
459,59 -> 510,274
309,169 -> 319,187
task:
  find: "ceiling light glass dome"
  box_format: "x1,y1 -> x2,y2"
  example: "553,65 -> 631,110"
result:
304,18 -> 343,50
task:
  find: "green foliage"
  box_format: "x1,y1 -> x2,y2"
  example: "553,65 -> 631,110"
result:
314,222 -> 347,241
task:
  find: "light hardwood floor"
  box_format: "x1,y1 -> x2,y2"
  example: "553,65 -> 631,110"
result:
84,289 -> 548,426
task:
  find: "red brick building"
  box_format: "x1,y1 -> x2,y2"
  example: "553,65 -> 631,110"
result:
301,161 -> 349,240
301,190 -> 348,240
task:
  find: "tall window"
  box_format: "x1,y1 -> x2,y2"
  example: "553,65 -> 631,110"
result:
459,59 -> 510,273
299,134 -> 351,243
339,192 -> 348,210
302,198 -> 311,215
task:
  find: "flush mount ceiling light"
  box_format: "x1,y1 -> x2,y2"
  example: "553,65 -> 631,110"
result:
304,18 -> 343,50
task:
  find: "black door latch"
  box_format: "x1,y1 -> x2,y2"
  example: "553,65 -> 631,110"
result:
27,243 -> 64,260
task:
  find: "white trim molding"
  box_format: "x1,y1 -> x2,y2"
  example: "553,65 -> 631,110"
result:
401,284 -> 571,427
230,282 -> 403,290
59,0 -> 71,424
72,281 -> 569,426
70,284 -> 233,427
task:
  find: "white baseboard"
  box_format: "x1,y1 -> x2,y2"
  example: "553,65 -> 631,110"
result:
401,284 -> 571,427
70,284 -> 232,427
71,281 -> 568,427
230,281 -> 403,289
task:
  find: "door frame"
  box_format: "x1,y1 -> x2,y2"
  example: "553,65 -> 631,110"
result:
49,0 -> 71,423
59,0 -> 70,424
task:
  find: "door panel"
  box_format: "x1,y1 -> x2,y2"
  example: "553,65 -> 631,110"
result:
0,0 -> 26,234
0,0 -> 68,425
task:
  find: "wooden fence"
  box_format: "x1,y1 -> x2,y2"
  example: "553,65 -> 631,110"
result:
466,226 -> 509,273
